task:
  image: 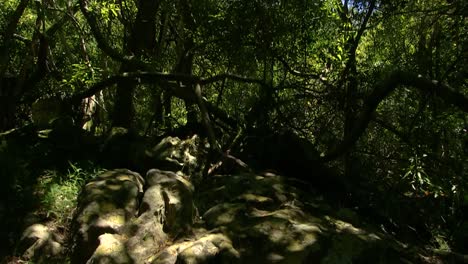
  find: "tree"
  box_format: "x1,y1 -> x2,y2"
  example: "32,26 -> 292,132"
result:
1,0 -> 467,245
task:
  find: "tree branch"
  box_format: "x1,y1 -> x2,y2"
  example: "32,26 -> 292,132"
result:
321,70 -> 468,161
338,0 -> 376,88
274,54 -> 321,79
79,0 -> 148,68
200,73 -> 265,86
373,116 -> 412,145
0,0 -> 30,78
70,71 -> 264,102
18,5 -> 79,99
352,0 -> 376,55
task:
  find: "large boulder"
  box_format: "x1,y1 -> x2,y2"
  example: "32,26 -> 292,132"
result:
238,131 -> 349,201
198,173 -> 324,263
73,168 -> 197,264
17,224 -> 63,263
195,173 -> 419,263
150,232 -> 240,264
145,135 -> 205,177
144,169 -> 195,232
72,168 -> 428,263
71,169 -> 144,264
99,132 -> 206,174
85,234 -> 132,264
124,169 -> 196,262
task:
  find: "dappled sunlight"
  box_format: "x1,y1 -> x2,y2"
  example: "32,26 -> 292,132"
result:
1,0 -> 467,262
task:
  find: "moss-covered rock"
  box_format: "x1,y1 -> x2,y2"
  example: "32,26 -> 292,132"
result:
195,173 -> 421,263
72,168 -> 197,264
86,234 -> 132,264
71,169 -> 144,264
18,224 -> 63,263
70,169 -> 440,263
145,135 -> 206,177
151,233 -> 240,264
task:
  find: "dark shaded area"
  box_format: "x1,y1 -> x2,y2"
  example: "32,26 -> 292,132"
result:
0,124 -> 98,259
1,0 -> 467,262
237,130 -> 350,202
1,121 -> 467,263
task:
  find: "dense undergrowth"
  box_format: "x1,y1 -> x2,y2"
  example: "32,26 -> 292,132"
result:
1,125 -> 467,263
0,128 -> 102,261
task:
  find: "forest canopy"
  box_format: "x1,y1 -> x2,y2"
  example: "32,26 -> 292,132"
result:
0,0 -> 467,261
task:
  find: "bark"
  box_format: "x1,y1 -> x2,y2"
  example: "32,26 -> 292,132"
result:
321,70 -> 468,162
70,71 -> 266,103
79,0 -> 148,69
113,65 -> 137,128
195,84 -> 218,150
0,0 -> 29,130
0,0 -> 30,78
0,0 -> 74,130
163,90 -> 172,130
112,0 -> 160,128
175,0 -> 198,128
340,0 -> 376,179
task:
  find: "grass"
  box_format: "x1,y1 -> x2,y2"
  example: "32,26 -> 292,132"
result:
36,161 -> 104,225
38,172 -> 80,223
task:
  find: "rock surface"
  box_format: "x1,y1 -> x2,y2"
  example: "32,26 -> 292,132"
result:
151,232 -> 240,264
72,168 -> 196,264
190,172 -> 417,263
71,169 -> 145,264
18,224 -> 63,262
145,135 -> 204,176
69,130 -> 439,264
71,168 -> 429,263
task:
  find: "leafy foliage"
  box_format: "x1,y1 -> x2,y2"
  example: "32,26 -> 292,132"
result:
36,162 -> 103,224
0,0 -> 467,257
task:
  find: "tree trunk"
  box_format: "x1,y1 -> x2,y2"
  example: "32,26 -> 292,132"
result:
112,0 -> 159,128
112,67 -> 136,128
0,77 -> 18,131
0,0 -> 29,131
340,0 -> 376,180
0,0 -> 30,78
